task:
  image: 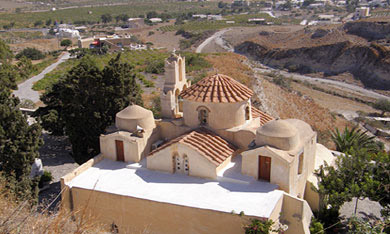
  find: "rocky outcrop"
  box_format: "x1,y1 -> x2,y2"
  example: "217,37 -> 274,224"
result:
344,20 -> 390,40
235,41 -> 390,90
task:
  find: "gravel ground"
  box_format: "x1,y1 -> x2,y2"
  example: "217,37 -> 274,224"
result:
38,133 -> 78,210
340,198 -> 383,221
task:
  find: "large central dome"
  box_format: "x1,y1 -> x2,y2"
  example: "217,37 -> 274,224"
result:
180,74 -> 254,103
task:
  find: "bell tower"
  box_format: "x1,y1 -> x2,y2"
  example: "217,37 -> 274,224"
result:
160,51 -> 191,119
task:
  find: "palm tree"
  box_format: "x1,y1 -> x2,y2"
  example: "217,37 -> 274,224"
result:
331,126 -> 381,153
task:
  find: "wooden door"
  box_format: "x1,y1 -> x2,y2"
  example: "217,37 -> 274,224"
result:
115,140 -> 124,162
259,156 -> 271,181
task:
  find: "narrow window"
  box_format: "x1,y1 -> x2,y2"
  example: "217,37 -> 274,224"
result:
198,109 -> 208,125
178,59 -> 183,81
245,106 -> 250,120
183,155 -> 189,175
298,152 -> 304,175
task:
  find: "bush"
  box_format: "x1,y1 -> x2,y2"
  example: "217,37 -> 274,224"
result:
38,170 -> 53,188
60,39 -> 72,48
145,59 -> 165,74
310,217 -> 324,234
16,48 -> 45,60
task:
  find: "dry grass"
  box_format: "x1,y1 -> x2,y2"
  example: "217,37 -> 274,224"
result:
0,181 -> 106,234
259,78 -> 351,148
205,53 -> 253,87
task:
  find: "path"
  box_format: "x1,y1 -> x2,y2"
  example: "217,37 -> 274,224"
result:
253,65 -> 390,101
13,52 -> 70,103
196,29 -> 231,53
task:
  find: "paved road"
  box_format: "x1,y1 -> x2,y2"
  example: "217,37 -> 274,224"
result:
196,29 -> 231,53
13,52 -> 70,103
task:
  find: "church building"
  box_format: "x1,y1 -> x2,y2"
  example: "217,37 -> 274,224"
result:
61,52 -> 335,234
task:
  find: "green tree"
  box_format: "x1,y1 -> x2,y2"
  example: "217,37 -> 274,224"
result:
37,55 -> 143,164
60,39 -> 72,49
315,148 -> 374,227
331,126 -> 380,153
367,151 -> 390,208
0,39 -> 13,62
0,84 -> 43,201
373,98 -> 390,116
16,56 -> 36,81
45,19 -> 52,26
16,47 -> 45,60
101,13 -> 112,23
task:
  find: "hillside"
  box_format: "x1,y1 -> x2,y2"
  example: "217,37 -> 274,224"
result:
234,20 -> 390,91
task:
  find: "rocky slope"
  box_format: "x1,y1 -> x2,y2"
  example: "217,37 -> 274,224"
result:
235,26 -> 390,90
344,20 -> 390,41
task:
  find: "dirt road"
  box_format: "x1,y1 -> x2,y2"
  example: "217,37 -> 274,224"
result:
196,29 -> 231,53
13,52 -> 70,103
253,65 -> 390,101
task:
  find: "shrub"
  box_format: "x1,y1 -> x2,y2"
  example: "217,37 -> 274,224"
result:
38,170 -> 53,188
16,48 -> 45,60
60,39 -> 72,48
309,217 -> 324,234
145,59 -> 165,74
243,219 -> 287,234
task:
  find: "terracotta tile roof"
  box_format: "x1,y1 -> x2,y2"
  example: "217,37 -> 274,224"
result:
148,128 -> 237,166
180,74 -> 254,103
251,107 -> 274,126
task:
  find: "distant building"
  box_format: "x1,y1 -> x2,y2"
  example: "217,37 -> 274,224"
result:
127,18 -> 144,28
248,18 -> 266,24
149,18 -> 163,23
192,14 -> 207,19
56,24 -> 80,38
354,7 -> 370,19
207,14 -> 223,20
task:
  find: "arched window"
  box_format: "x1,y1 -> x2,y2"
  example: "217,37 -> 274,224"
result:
178,59 -> 183,81
198,109 -> 208,125
245,105 -> 250,120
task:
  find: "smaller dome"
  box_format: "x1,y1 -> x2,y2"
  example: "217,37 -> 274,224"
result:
116,105 -> 152,119
255,119 -> 299,151
116,105 -> 155,132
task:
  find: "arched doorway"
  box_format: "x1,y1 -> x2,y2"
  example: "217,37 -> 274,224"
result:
175,89 -> 180,115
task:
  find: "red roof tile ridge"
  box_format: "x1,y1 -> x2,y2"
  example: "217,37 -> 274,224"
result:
180,74 -> 253,103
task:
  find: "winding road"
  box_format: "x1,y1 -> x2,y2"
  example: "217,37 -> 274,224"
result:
196,29 -> 232,53
13,52 -> 70,103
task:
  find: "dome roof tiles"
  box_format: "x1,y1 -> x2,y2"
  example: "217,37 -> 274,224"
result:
180,74 -> 254,103
116,105 -> 153,119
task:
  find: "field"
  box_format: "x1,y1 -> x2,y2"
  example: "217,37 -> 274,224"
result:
159,13 -> 300,33
0,31 -> 44,44
32,49 -> 211,91
0,2 -> 219,29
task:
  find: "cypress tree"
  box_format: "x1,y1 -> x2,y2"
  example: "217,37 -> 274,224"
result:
0,84 -> 43,201
38,54 -> 143,164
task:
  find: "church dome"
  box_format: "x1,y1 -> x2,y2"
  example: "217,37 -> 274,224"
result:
116,105 -> 155,132
180,74 -> 253,103
255,119 -> 299,151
